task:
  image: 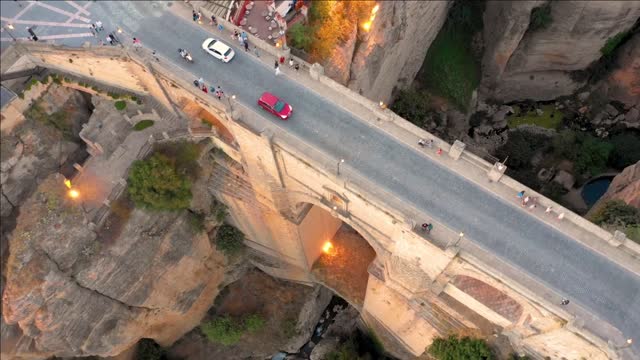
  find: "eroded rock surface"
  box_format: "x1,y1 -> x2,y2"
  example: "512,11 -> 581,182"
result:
333,1 -> 450,103
1,175 -> 226,359
605,34 -> 640,109
481,1 -> 640,102
590,161 -> 640,211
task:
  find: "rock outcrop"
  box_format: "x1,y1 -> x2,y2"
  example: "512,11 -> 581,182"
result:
324,1 -> 450,104
604,34 -> 640,109
1,175 -> 226,359
590,161 -> 640,211
481,1 -> 640,102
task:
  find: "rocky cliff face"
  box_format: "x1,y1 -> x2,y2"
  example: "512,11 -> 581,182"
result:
324,1 -> 450,104
590,162 -> 640,212
1,175 -> 226,358
481,0 -> 640,102
604,34 -> 640,109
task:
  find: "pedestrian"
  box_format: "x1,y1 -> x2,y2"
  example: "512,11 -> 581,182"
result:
545,206 -> 553,214
244,40 -> 249,52
421,223 -> 428,232
436,148 -> 443,155
197,11 -> 202,22
275,66 -> 281,76
522,196 -> 530,206
418,139 -> 426,147
193,79 -> 200,88
561,298 -> 570,306
279,56 -> 285,64
528,203 -> 536,211
254,46 -> 260,58
202,85 -> 208,93
192,10 -> 198,21
106,35 -> 114,45
234,30 -> 239,39
557,212 -> 565,221
218,24 -> 224,32
289,58 -> 294,67
241,31 -> 247,41
294,63 -> 300,72
428,223 -> 433,233
210,15 -> 217,26
517,190 -> 525,199
274,60 -> 279,69
96,20 -> 103,31
132,37 -> 142,50
198,77 -> 204,87
427,139 -> 433,148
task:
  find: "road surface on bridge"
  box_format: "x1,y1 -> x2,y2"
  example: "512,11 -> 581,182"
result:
2,1 -> 638,353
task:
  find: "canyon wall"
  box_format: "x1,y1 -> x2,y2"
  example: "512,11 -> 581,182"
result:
480,0 -> 640,102
323,1 -> 451,104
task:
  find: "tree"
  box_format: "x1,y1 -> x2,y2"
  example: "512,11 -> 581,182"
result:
591,200 -> 640,228
608,133 -> 640,170
390,89 -> 431,127
573,135 -> 613,177
428,335 -> 493,360
127,153 -> 192,210
287,23 -> 314,52
496,131 -> 549,169
214,224 -> 245,256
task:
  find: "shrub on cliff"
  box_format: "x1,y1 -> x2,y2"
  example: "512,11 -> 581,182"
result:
127,153 -> 192,210
136,339 -> 167,360
590,200 -> 640,243
608,133 -> 640,170
201,317 -> 244,345
214,224 -> 245,256
428,335 -> 493,360
390,88 -> 431,127
529,3 -> 552,31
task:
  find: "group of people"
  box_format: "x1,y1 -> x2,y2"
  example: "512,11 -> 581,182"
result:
233,30 -> 250,52
194,78 -> 224,100
516,191 -> 565,220
273,57 -> 300,76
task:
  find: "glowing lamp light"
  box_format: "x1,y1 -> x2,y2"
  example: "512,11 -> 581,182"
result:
68,189 -> 80,199
7,24 -> 15,30
372,4 -> 380,14
322,241 -> 333,254
362,21 -> 371,31
64,179 -> 72,188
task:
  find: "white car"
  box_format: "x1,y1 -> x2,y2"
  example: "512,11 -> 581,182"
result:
202,38 -> 235,63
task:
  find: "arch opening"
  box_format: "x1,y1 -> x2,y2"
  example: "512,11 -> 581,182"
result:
295,202 -> 378,308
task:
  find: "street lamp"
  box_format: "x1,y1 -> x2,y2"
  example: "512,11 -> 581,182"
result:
336,158 -> 344,176
3,24 -> 17,42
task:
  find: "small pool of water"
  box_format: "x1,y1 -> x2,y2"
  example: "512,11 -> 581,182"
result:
581,176 -> 614,207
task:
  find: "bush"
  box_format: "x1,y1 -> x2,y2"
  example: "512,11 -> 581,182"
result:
591,200 -> 640,228
215,224 -> 245,256
601,31 -> 629,57
187,211 -> 205,232
244,314 -> 265,333
573,136 -> 613,177
24,101 -> 74,139
201,317 -> 244,345
529,3 -> 552,31
608,132 -> 640,169
541,181 -> 568,202
114,100 -> 127,110
507,104 -> 563,129
281,317 -> 298,338
127,153 -> 192,210
136,339 -> 167,360
390,89 -> 431,127
429,335 -> 493,360
133,119 -> 155,131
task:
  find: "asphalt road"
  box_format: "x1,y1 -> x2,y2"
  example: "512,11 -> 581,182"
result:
2,0 -> 639,352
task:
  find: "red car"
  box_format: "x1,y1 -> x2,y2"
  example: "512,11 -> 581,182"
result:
257,92 -> 293,120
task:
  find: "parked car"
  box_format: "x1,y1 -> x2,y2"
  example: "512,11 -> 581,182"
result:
258,92 -> 293,120
201,38 -> 235,62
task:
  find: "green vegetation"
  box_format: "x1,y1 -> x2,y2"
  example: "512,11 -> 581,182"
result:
601,31 -> 629,57
52,74 -> 63,85
496,131 -> 550,169
281,317 -> 298,338
419,1 -> 484,111
211,199 -> 228,223
608,133 -> 640,169
214,224 -> 245,256
541,181 -> 568,203
24,101 -> 74,139
429,335 -> 493,360
529,3 -> 552,31
287,1 -> 370,61
326,338 -> 361,360
200,313 -> 265,345
187,211 -> 205,232
200,118 -> 212,128
590,200 -> 640,243
244,314 -> 266,333
552,130 -> 614,177
136,339 -> 167,360
507,104 -> 563,129
133,119 -> 155,131
24,78 -> 40,92
127,153 -> 192,210
390,88 -> 431,127
114,100 -> 127,110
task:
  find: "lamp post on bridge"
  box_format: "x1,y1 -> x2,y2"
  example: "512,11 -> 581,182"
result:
336,158 -> 344,176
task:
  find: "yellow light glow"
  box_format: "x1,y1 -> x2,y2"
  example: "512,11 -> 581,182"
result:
362,21 -> 371,31
322,241 -> 333,254
8,24 -> 15,30
372,4 -> 379,15
64,179 -> 72,188
68,189 -> 80,199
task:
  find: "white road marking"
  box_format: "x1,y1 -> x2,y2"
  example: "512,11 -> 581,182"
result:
1,32 -> 93,42
0,17 -> 91,28
31,1 -> 91,23
66,1 -> 91,15
11,2 -> 35,21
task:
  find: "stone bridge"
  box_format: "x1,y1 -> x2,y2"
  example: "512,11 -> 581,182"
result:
2,43 -> 638,360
